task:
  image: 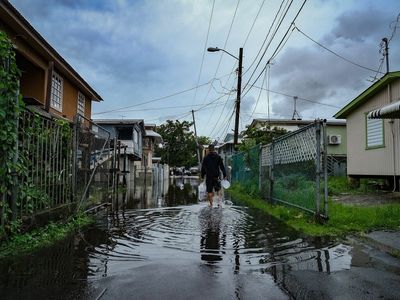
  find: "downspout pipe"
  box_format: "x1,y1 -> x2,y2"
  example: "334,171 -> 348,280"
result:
388,83 -> 396,192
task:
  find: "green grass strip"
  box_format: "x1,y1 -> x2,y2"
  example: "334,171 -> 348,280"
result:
0,214 -> 94,260
229,183 -> 400,237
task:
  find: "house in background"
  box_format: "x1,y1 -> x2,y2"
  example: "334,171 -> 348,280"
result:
0,1 -> 102,121
217,133 -> 242,170
334,71 -> 400,188
143,124 -> 163,167
93,119 -> 145,161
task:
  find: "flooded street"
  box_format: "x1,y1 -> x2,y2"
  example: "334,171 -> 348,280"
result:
1,178 -> 400,300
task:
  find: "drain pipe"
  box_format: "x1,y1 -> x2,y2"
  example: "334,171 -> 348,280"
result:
388,83 -> 397,192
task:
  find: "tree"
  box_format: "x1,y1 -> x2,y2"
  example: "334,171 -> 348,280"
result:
239,123 -> 287,151
155,120 -> 199,167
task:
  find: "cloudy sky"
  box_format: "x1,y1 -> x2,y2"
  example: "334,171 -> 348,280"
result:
11,0 -> 400,139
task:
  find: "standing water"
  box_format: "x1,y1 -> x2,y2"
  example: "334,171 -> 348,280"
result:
0,177 -> 398,300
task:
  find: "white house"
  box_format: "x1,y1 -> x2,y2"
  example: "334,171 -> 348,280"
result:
334,71 -> 400,188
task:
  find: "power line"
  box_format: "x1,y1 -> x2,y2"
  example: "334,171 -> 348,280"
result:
242,0 -> 266,47
293,25 -> 384,74
250,84 -> 341,108
207,90 -> 235,137
200,0 -> 240,106
243,0 -> 289,77
192,0 -> 216,106
243,0 -> 293,82
242,0 -> 308,98
388,12 -> 400,43
93,72 -> 234,116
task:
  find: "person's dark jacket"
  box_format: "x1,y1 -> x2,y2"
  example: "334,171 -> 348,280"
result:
201,152 -> 226,180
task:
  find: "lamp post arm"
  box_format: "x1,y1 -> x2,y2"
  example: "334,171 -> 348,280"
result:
220,49 -> 239,60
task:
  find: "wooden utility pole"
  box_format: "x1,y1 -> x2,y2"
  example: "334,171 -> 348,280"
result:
382,37 -> 389,73
233,47 -> 243,147
191,110 -> 201,166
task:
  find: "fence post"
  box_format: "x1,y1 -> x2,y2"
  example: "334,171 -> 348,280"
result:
323,120 -> 328,218
315,120 -> 321,216
269,140 -> 275,204
11,90 -> 19,221
72,115 -> 79,202
258,145 -> 262,193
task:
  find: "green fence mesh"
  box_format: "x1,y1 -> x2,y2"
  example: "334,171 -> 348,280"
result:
232,121 -> 328,217
231,145 -> 260,195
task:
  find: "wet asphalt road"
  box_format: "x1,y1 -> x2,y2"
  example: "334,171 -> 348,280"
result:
1,178 -> 400,299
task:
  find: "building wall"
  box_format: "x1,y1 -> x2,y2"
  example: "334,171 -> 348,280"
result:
347,80 -> 400,176
1,17 -> 94,122
326,125 -> 347,155
17,53 -> 46,104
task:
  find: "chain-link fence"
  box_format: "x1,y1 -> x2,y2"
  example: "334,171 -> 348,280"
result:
74,115 -> 113,211
231,145 -> 260,195
232,120 -> 328,218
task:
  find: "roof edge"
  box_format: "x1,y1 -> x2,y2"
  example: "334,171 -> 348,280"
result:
1,0 -> 103,101
334,71 -> 400,119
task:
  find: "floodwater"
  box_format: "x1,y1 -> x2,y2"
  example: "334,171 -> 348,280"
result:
1,177 -> 400,300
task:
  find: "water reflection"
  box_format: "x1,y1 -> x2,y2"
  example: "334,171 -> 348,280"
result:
199,207 -> 226,263
111,177 -> 199,210
1,178 -> 398,299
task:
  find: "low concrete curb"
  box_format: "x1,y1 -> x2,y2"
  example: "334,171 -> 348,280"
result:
360,231 -> 400,256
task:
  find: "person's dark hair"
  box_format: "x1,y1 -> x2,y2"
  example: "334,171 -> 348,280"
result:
208,144 -> 215,151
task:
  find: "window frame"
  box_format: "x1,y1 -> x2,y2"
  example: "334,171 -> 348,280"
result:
50,71 -> 63,111
77,91 -> 85,115
365,112 -> 385,150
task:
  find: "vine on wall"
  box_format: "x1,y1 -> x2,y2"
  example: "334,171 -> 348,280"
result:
0,31 -> 22,227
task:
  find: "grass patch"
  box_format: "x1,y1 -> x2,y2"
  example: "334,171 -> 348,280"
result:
229,183 -> 400,237
328,176 -> 384,195
0,214 -> 94,260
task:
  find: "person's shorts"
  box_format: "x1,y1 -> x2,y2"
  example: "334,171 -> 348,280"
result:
206,177 -> 221,193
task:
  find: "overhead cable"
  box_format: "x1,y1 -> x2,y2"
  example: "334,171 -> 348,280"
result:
293,25 -> 384,74
93,72 -> 234,115
192,0 -> 216,107
242,0 -> 308,98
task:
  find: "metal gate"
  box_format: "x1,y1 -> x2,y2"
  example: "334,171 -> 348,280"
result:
260,120 -> 328,217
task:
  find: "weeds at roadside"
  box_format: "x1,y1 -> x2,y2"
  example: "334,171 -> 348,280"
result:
229,183 -> 400,237
0,214 -> 94,260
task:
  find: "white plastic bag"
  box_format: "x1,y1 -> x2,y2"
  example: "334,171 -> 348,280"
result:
198,182 -> 206,201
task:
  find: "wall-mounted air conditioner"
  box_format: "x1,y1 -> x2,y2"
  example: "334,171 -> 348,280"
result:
328,134 -> 341,145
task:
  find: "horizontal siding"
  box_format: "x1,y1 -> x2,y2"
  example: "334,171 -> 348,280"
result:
347,82 -> 400,176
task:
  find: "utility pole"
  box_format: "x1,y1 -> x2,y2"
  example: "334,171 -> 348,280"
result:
233,47 -> 243,147
191,110 -> 201,166
382,37 -> 389,73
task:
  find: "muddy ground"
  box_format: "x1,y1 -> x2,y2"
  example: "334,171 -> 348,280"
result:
332,191 -> 400,205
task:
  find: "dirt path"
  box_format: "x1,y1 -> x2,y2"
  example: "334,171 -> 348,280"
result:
332,192 -> 400,206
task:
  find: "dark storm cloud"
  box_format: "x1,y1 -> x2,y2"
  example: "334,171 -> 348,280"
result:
270,6 -> 400,119
327,8 -> 392,42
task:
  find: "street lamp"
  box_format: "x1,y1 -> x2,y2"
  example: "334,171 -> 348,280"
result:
207,47 -> 243,147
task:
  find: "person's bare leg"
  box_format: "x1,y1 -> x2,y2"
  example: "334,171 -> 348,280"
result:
217,190 -> 222,207
208,192 -> 214,207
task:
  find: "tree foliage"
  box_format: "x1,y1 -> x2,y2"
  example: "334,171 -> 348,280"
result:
155,120 -> 208,167
239,123 -> 288,151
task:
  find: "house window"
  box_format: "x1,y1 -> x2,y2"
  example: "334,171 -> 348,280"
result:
77,92 -> 85,115
118,128 -> 132,140
50,72 -> 63,111
366,115 -> 384,148
133,130 -> 138,144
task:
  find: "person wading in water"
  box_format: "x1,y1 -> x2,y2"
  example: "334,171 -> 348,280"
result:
201,144 -> 227,207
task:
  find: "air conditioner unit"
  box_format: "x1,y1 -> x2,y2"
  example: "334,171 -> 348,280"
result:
328,134 -> 341,145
